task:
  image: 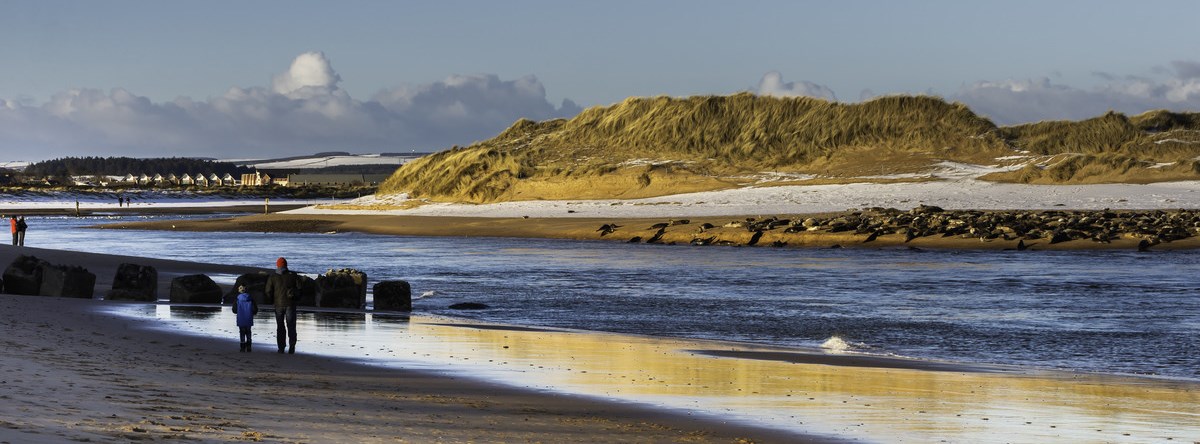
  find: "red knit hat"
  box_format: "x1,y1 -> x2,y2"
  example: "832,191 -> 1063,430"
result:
276,257 -> 287,268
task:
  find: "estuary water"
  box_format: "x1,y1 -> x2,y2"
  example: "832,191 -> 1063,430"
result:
19,213 -> 1200,380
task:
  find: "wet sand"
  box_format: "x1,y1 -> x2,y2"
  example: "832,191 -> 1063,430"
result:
0,244 -> 826,443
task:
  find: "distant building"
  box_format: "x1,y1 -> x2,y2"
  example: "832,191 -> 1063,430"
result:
285,174 -> 390,187
180,174 -> 195,186
242,172 -> 274,186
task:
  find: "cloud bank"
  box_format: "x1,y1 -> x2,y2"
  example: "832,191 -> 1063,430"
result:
756,72 -> 838,101
952,62 -> 1200,125
757,62 -> 1200,125
0,51 -> 581,159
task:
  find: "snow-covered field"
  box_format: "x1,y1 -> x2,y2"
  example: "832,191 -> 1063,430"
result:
294,179 -> 1200,219
291,162 -> 1200,218
230,153 -> 420,169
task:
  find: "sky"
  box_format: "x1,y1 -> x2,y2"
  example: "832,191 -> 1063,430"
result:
2,0 -> 1200,161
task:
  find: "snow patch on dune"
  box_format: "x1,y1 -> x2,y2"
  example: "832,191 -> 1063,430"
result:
292,159 -> 1200,219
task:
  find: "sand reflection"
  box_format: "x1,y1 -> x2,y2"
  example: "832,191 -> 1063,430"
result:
125,305 -> 1199,443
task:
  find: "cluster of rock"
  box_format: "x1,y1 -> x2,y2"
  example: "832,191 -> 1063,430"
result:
1,255 -> 97,298
221,268 -> 411,312
608,206 -> 1200,249
2,256 -> 412,312
786,206 -> 1200,245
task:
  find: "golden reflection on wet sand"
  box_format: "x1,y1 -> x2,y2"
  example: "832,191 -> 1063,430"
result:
393,317 -> 1199,443
149,307 -> 1199,443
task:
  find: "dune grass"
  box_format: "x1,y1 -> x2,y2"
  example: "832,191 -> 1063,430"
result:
380,94 -> 1200,203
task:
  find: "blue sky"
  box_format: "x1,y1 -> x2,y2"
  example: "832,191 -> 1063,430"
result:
3,0 -> 1200,160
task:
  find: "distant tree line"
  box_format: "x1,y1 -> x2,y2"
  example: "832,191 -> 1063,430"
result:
23,157 -> 255,177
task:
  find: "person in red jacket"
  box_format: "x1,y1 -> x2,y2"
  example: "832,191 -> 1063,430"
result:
9,216 -> 16,246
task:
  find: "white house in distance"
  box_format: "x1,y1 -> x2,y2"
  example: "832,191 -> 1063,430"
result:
241,172 -> 274,186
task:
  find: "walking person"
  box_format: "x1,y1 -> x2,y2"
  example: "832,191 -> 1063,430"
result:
9,216 -> 16,246
16,216 -> 26,247
264,257 -> 301,354
231,285 -> 259,352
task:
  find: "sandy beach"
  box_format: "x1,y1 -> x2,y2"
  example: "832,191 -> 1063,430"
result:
0,244 -> 823,443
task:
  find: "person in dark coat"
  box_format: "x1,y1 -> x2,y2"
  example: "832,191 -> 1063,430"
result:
231,285 -> 259,352
16,216 -> 26,247
264,257 -> 301,354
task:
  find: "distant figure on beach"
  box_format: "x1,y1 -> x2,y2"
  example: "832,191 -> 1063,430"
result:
232,285 -> 259,352
9,216 -> 16,246
16,216 -> 26,247
118,196 -> 123,207
265,257 -> 301,354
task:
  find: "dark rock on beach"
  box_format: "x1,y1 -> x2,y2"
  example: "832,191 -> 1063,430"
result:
3,255 -> 49,295
620,208 -> 1200,250
449,302 -> 489,310
315,268 -> 367,309
39,264 -> 96,299
373,280 -> 412,312
295,274 -> 318,307
170,274 -> 223,304
224,272 -> 270,305
107,263 -> 158,301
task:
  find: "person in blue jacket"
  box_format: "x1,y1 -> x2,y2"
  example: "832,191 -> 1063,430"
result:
232,285 -> 259,352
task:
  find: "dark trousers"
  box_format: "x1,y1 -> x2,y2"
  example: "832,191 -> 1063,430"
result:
10,233 -> 15,246
239,326 -> 252,344
275,306 -> 297,351
16,231 -> 24,247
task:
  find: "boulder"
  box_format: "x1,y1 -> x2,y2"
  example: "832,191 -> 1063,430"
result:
170,274 -> 222,304
449,302 -> 489,310
107,263 -> 158,302
38,264 -> 96,299
295,274 -> 317,307
315,268 -> 367,309
372,280 -> 412,312
223,272 -> 270,305
3,255 -> 49,295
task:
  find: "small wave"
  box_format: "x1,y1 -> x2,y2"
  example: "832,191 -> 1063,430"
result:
414,290 -> 437,300
820,336 -> 853,354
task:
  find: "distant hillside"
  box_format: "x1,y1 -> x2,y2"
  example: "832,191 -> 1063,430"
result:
24,157 -> 252,178
379,93 -> 1200,203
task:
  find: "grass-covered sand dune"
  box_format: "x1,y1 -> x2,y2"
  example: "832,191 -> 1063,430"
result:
379,93 -> 1200,203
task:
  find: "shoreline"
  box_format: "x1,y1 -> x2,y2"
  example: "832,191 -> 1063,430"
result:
4,242 -> 1199,441
97,210 -> 1200,251
0,245 -> 827,443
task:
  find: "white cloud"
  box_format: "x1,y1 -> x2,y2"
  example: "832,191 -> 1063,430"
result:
756,71 -> 837,101
271,51 -> 341,96
953,62 -> 1200,124
0,52 -> 581,159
